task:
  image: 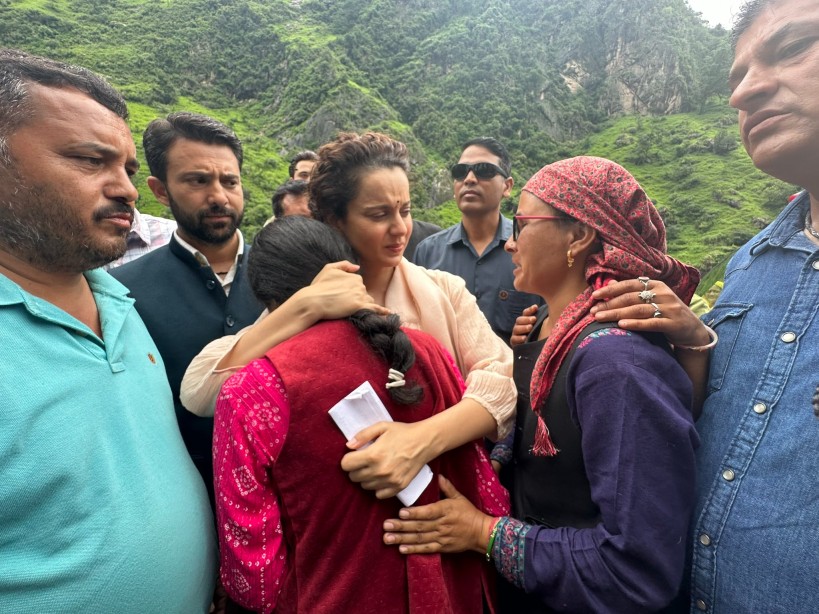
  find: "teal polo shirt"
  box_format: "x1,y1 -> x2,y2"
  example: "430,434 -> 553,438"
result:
0,270 -> 215,612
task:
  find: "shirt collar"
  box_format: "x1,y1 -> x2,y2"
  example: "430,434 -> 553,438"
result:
128,209 -> 151,247
0,268 -> 131,326
448,213 -> 510,246
173,230 -> 245,268
750,190 -> 811,252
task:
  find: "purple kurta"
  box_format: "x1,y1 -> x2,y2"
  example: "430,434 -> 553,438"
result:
493,329 -> 699,613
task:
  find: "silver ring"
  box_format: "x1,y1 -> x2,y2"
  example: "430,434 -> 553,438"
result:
650,302 -> 662,318
639,289 -> 656,303
638,276 -> 650,290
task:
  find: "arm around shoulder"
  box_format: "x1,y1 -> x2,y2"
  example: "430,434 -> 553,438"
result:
181,325 -> 252,417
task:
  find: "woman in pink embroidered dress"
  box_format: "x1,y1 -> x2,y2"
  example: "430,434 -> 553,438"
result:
214,216 -> 508,612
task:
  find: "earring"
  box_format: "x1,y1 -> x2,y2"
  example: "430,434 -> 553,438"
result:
567,250 -> 574,268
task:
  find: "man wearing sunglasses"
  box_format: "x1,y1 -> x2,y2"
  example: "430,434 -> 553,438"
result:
414,137 -> 542,344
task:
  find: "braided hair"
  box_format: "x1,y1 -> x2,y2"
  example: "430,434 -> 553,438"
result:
248,215 -> 422,404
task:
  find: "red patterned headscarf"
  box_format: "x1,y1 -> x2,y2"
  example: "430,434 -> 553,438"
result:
523,156 -> 699,456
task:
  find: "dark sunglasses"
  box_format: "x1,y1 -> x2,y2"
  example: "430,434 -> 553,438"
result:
450,162 -> 509,181
512,215 -> 566,241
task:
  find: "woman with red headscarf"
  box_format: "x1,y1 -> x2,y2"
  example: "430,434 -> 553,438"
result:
382,157 -> 702,613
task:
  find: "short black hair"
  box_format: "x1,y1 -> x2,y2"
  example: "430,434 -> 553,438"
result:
143,111 -> 243,182
0,48 -> 127,164
461,136 -> 511,176
732,0 -> 775,47
288,150 -> 318,179
271,180 -> 309,217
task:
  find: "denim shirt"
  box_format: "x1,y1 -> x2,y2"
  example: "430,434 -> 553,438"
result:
414,214 -> 543,343
690,192 -> 819,613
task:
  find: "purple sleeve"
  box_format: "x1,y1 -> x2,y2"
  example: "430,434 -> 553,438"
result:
489,431 -> 514,466
492,332 -> 699,612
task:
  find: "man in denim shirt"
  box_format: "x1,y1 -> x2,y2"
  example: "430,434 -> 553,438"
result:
688,0 -> 819,611
414,137 -> 542,344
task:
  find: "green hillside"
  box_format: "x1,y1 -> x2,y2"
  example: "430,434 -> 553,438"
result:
0,0 -> 795,272
572,106 -> 797,269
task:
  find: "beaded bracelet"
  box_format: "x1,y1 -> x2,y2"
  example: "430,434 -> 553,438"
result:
675,324 -> 718,352
485,517 -> 502,562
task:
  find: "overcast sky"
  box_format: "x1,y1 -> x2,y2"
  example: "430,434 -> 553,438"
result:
686,0 -> 746,28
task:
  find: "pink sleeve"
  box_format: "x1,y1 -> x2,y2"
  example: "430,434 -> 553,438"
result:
213,359 -> 290,614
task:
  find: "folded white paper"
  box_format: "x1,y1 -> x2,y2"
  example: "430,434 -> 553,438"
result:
328,380 -> 433,506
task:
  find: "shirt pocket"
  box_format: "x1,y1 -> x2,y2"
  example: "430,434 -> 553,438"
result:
494,289 -> 539,336
703,303 -> 753,393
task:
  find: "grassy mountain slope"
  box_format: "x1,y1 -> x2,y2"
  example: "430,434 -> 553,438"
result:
1,0 -> 795,272
572,105 -> 797,268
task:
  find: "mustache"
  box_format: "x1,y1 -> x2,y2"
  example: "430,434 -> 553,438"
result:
93,202 -> 134,223
200,204 -> 237,219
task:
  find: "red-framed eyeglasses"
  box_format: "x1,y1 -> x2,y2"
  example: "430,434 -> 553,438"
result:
512,215 -> 566,240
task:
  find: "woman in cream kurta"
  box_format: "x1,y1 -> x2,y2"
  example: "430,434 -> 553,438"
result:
182,131 -> 515,499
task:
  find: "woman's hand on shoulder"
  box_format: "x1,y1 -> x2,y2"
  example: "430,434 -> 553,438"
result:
382,475 -> 492,554
294,261 -> 389,321
591,279 -> 711,348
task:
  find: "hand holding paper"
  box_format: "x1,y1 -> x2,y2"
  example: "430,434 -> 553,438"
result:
330,381 -> 433,505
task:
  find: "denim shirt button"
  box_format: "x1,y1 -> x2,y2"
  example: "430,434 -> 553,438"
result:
812,260 -> 819,270
695,599 -> 708,611
781,332 -> 797,343
722,469 -> 736,481
699,533 -> 712,546
753,402 -> 768,414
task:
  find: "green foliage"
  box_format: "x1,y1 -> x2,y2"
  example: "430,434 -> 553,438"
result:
3,0 -> 781,266
712,128 -> 738,155
575,110 -> 797,272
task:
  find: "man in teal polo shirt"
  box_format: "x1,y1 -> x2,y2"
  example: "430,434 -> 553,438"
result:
0,50 -> 215,612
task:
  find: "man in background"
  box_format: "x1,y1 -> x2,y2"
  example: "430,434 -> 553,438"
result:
112,112 -> 263,506
0,49 -> 214,612
288,149 -> 318,181
271,179 -> 311,218
684,0 -> 819,610
414,137 -> 541,341
104,207 -> 176,269
596,1 -> 819,609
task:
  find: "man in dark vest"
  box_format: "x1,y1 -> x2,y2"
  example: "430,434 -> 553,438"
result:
112,112 -> 264,506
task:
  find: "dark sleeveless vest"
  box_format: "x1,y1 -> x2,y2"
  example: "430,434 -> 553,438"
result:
500,317 -> 612,614
500,312 -> 674,613
268,320 -> 491,614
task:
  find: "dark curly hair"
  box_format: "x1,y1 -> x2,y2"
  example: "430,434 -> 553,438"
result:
309,132 -> 410,223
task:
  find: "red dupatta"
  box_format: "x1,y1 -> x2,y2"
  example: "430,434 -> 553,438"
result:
523,156 -> 700,455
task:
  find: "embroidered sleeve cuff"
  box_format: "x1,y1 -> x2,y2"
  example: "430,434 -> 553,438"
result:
491,516 -> 532,589
489,440 -> 513,466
